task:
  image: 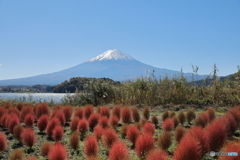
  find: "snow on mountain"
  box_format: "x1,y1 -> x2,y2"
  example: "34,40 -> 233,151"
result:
88,49 -> 134,61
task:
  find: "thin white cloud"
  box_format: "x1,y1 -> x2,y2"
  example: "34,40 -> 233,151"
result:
0,64 -> 2,66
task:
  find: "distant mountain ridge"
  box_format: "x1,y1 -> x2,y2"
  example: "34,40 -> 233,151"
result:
0,49 -> 208,86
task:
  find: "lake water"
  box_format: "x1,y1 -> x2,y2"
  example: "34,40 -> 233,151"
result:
0,93 -> 75,104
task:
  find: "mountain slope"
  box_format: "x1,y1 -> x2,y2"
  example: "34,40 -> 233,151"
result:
0,49 -> 208,86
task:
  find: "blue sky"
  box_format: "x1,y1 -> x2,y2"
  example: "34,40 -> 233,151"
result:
0,0 -> 240,80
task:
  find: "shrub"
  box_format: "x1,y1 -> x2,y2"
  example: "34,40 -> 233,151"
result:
0,132 -> 7,151
140,118 -> 147,127
100,106 -> 110,118
84,136 -> 99,157
178,111 -> 185,125
219,114 -> 237,137
157,131 -> 172,151
69,131 -> 80,150
135,134 -> 154,159
63,105 -> 73,122
200,113 -> 209,124
85,156 -> 100,160
112,106 -> 121,119
20,106 -> 34,121
172,116 -> 179,128
102,128 -> 118,148
46,117 -> 60,137
84,105 -> 94,119
21,128 -> 36,148
16,103 -> 24,111
48,143 -> 68,160
88,113 -> 100,130
170,111 -> 176,118
162,118 -> 174,132
194,115 -> 206,128
7,115 -> 20,134
77,118 -> 89,135
26,156 -> 38,160
121,107 -> 132,124
143,122 -> 155,136
174,126 -> 186,143
54,111 -> 66,126
162,111 -> 169,122
74,108 -> 84,119
41,141 -> 52,156
151,116 -> 158,128
132,107 -> 140,122
70,116 -> 79,131
36,103 -> 50,119
93,125 -> 104,141
53,105 -> 62,111
0,114 -> 9,128
187,127 -> 209,155
126,125 -> 140,147
52,125 -> 64,142
143,106 -> 150,120
173,136 -> 201,160
13,124 -> 24,141
206,120 -> 227,151
8,107 -> 20,118
219,141 -> 240,160
0,107 -> 6,119
99,116 -> 109,129
24,113 -> 34,128
37,115 -> 49,132
228,109 -> 240,127
110,115 -> 119,128
109,141 -> 129,160
10,149 -> 24,160
207,107 -> 215,122
146,149 -> 168,160
186,109 -> 195,124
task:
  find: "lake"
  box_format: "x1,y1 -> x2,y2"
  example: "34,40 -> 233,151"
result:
0,93 -> 75,104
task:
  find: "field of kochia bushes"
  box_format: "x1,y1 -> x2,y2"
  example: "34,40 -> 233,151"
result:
0,103 -> 240,160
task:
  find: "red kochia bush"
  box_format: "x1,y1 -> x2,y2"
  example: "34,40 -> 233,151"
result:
207,107 -> 215,122
63,105 -> 73,122
173,136 -> 201,160
109,141 -> 129,160
24,113 -> 35,128
228,109 -> 240,127
162,118 -> 174,132
94,125 -> 104,141
7,115 -> 20,134
69,131 -> 80,150
54,111 -> 66,126
20,106 -> 34,121
0,107 -> 6,119
46,117 -> 60,137
84,136 -> 99,157
132,107 -> 140,122
135,134 -> 154,159
146,149 -> 168,160
41,141 -> 52,156
8,107 -> 20,118
126,125 -> 140,146
99,116 -> 109,129
16,103 -> 24,111
77,118 -> 89,135
100,106 -> 110,118
143,122 -> 155,136
36,103 -> 50,119
112,106 -> 121,120
0,132 -> 7,151
13,124 -> 24,141
70,117 -> 79,131
0,114 -> 9,128
219,141 -> 240,160
102,128 -> 118,148
21,128 -> 36,148
84,105 -> 94,119
187,127 -> 209,155
88,113 -> 100,130
110,115 -> 119,128
219,114 -> 237,136
48,143 -> 68,160
121,107 -> 132,124
37,115 -> 49,132
74,108 -> 84,119
206,120 -> 227,151
52,125 -> 64,142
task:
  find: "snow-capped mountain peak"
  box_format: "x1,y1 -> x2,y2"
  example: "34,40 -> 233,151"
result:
88,49 -> 134,62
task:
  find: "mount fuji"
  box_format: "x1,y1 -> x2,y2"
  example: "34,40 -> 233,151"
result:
0,49 -> 207,86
